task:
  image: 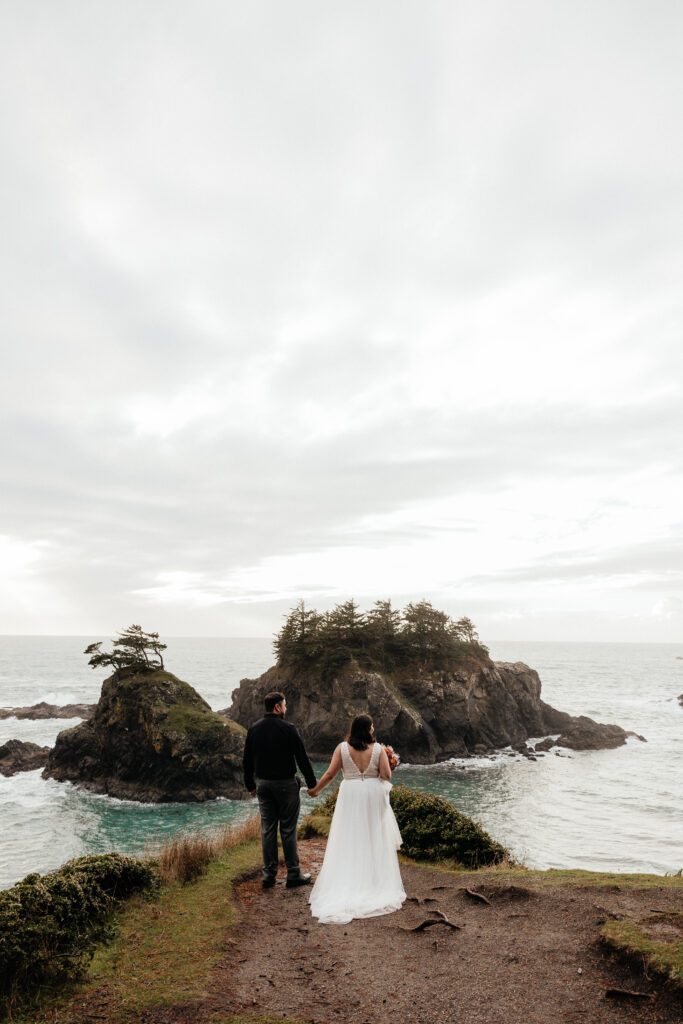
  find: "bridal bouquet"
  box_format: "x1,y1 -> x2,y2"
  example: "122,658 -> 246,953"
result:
382,744 -> 400,770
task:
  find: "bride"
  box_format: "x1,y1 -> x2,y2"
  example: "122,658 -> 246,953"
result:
307,714 -> 406,924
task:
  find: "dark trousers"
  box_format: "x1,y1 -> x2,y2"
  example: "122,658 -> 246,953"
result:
255,777 -> 301,881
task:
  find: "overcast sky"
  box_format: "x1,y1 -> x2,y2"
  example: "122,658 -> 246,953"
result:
1,1 -> 682,643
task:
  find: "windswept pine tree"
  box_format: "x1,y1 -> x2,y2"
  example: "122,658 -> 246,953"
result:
84,625 -> 167,674
273,599 -> 488,676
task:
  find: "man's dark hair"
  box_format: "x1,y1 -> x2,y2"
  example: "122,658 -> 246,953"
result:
264,691 -> 286,713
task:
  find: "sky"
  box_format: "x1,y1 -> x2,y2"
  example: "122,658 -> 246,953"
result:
1,1 -> 682,643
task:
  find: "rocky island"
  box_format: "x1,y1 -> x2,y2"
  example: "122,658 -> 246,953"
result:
0,739 -> 51,776
43,667 -> 246,801
227,600 -> 643,762
42,626 -> 246,802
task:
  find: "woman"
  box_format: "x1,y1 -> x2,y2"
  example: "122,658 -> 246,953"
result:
307,714 -> 406,924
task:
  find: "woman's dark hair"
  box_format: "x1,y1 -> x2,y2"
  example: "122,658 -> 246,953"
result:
347,714 -> 374,751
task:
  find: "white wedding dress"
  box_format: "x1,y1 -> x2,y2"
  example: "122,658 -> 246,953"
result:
309,741 -> 406,924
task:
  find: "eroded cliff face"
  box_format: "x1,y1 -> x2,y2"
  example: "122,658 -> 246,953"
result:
43,669 -> 246,802
225,658 -> 635,762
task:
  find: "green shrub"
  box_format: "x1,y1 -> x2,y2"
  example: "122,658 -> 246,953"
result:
301,784 -> 511,867
0,852 -> 157,1015
389,786 -> 510,866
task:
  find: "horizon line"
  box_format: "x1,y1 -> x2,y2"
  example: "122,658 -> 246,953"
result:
0,634 -> 680,647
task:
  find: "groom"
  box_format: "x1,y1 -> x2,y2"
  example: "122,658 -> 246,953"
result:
243,690 -> 317,889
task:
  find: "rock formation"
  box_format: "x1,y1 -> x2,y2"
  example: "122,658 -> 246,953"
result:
226,657 -> 641,763
0,701 -> 96,720
43,669 -> 246,802
0,738 -> 51,775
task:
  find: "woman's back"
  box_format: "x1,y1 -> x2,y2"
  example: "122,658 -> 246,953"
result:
341,740 -> 380,779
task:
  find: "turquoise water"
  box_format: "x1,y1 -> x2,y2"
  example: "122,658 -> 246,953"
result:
1,636 -> 682,888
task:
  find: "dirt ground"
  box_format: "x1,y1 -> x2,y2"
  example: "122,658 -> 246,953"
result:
211,839 -> 682,1024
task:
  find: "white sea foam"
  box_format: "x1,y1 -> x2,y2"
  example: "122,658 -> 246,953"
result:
0,717 -> 82,746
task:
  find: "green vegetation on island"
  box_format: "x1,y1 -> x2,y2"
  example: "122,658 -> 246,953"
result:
274,598 -> 489,678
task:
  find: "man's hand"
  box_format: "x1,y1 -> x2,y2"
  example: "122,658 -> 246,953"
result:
249,789 -> 257,797
307,787 -> 317,797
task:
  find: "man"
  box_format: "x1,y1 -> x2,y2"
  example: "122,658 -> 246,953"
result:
243,691 -> 317,889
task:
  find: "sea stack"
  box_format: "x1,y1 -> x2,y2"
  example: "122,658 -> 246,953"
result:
43,668 -> 246,802
226,657 -> 639,763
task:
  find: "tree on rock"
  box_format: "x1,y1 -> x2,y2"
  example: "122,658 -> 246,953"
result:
84,625 -> 167,674
366,599 -> 404,670
273,600 -> 323,667
273,598 -> 488,674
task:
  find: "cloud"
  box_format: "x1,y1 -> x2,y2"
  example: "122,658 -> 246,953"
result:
650,597 -> 683,622
1,2 -> 682,639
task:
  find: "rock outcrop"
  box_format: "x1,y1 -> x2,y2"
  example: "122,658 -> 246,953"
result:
43,669 -> 246,802
226,657 -> 639,763
0,738 -> 51,775
555,717 -> 646,750
0,701 -> 96,720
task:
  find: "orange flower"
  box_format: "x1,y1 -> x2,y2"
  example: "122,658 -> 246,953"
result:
382,744 -> 400,770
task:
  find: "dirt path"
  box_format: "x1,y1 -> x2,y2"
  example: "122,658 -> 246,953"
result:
210,839 -> 681,1024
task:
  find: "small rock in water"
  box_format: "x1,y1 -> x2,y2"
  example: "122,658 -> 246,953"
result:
0,739 -> 51,776
534,737 -> 555,752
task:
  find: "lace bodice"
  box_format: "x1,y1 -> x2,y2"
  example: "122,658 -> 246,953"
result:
341,741 -> 381,780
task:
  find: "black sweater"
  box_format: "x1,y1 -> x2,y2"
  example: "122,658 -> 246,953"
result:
242,713 -> 317,791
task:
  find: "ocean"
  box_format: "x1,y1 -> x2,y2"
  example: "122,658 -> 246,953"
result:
1,636 -> 681,890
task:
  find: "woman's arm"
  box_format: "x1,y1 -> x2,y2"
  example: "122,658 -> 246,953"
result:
378,745 -> 391,781
308,744 -> 343,797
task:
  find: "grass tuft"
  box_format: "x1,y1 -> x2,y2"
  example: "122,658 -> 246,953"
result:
601,918 -> 683,991
153,815 -> 261,884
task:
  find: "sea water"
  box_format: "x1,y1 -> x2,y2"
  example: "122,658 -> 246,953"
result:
1,636 -> 681,889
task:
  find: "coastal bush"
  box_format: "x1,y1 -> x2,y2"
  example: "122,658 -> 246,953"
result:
274,598 -> 489,676
300,785 -> 511,867
390,786 -> 511,866
0,852 -> 156,1015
